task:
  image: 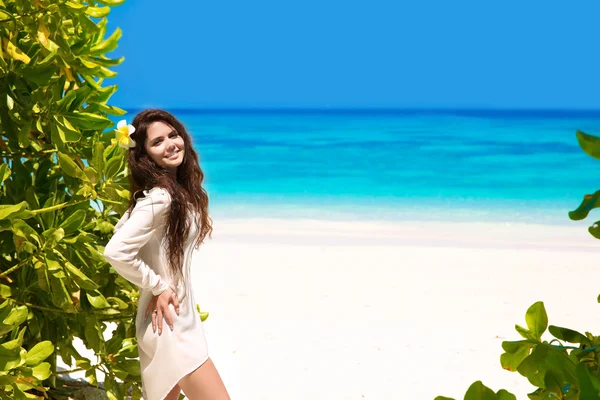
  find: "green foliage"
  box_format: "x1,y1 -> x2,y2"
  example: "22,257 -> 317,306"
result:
196,303 -> 209,322
436,302 -> 600,399
0,0 -> 148,398
569,130 -> 600,234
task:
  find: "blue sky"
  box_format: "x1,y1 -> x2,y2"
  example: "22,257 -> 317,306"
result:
107,0 -> 600,109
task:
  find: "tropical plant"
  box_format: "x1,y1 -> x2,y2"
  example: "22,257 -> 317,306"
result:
435,301 -> 600,399
0,0 -> 151,398
568,130 -> 600,234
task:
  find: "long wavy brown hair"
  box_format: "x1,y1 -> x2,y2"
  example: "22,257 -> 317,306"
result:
124,109 -> 212,294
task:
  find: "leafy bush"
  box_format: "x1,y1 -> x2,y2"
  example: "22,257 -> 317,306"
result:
435,301 -> 600,399
0,0 -> 154,398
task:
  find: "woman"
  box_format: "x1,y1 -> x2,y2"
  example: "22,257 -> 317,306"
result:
103,109 -> 230,400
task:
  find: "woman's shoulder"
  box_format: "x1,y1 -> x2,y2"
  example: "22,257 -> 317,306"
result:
142,186 -> 171,200
135,187 -> 172,208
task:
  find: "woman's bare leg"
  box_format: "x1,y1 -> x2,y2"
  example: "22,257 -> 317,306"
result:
163,384 -> 182,400
178,358 -> 230,400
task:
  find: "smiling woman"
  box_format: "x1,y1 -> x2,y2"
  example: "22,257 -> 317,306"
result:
103,109 -> 230,400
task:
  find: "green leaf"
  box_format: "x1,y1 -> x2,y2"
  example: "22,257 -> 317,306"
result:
576,130 -> 600,160
109,364 -> 129,381
87,103 -> 126,116
115,341 -> 138,357
3,338 -> 22,351
69,84 -> 93,110
65,262 -> 99,290
89,28 -> 122,55
105,156 -> 123,180
0,344 -> 23,370
543,369 -> 563,396
433,397 -> 455,400
13,326 -> 26,348
31,362 -> 51,380
3,305 -> 28,326
34,259 -> 49,292
0,163 -> 11,183
106,296 -> 128,309
76,183 -> 94,198
92,141 -> 105,173
569,191 -> 600,221
0,219 -> 11,232
588,221 -> 600,240
54,227 -> 65,244
57,152 -> 89,181
0,284 -> 12,298
4,39 -> 30,64
12,219 -> 41,246
0,202 -> 31,221
91,56 -> 125,68
6,94 -> 13,110
464,381 -> 497,400
525,302 -> 547,341
81,74 -> 101,90
49,273 -> 73,310
119,359 -> 140,376
500,340 -> 535,372
86,291 -> 111,308
576,363 -> 600,400
546,346 -> 578,384
96,0 -> 126,6
17,120 -> 31,148
86,6 -> 110,18
11,383 -> 39,400
60,209 -> 87,234
0,375 -> 16,386
85,166 -> 99,185
495,390 -> 515,400
97,66 -> 117,78
115,188 -> 129,199
515,324 -> 535,340
44,250 -> 62,272
24,69 -> 56,91
65,1 -> 86,9
517,344 -> 551,388
548,325 -> 591,346
89,84 -> 117,103
24,341 -> 54,366
54,116 -> 82,143
25,186 -> 40,210
196,304 -> 209,321
56,90 -> 78,113
84,319 -> 102,352
64,112 -> 112,130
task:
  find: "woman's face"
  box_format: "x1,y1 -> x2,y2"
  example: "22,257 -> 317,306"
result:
144,121 -> 185,175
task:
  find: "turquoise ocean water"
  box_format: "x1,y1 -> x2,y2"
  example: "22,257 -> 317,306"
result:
124,110 -> 600,225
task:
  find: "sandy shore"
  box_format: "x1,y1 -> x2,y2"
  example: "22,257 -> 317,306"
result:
68,218 -> 600,399
194,218 -> 600,400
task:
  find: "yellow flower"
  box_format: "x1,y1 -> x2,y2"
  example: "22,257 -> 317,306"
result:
115,119 -> 136,149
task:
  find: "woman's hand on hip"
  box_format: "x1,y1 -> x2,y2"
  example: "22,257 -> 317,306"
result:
145,288 -> 180,335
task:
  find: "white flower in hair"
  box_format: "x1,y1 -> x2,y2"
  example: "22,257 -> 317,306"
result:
115,119 -> 136,149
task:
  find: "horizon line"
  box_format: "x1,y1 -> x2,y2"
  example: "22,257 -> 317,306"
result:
122,106 -> 600,110
117,107 -> 600,117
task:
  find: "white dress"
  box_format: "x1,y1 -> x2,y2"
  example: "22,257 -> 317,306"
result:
103,186 -> 209,400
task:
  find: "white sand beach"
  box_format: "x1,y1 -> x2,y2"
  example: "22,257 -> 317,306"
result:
193,218 -> 600,400
66,217 -> 600,399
